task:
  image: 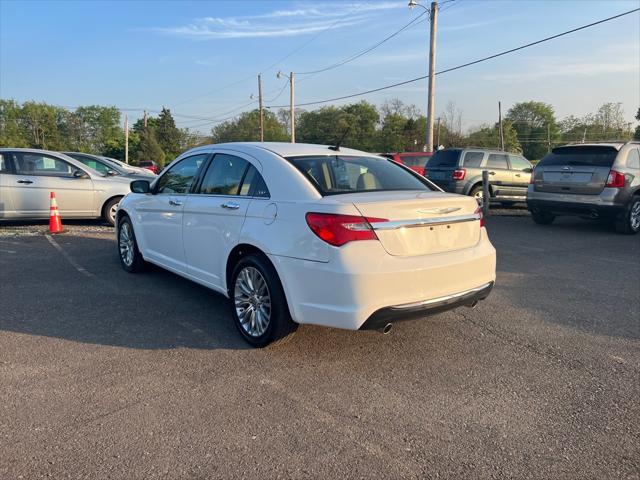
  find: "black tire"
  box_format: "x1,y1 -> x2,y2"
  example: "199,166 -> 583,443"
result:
469,185 -> 485,202
614,197 -> 640,235
230,253 -> 297,348
531,210 -> 555,225
102,196 -> 122,227
117,215 -> 146,273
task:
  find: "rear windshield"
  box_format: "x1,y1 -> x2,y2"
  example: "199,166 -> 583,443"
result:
399,154 -> 430,167
287,155 -> 433,196
538,146 -> 618,168
427,149 -> 461,167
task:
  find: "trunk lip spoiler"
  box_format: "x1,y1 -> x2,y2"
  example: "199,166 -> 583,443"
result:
369,213 -> 481,230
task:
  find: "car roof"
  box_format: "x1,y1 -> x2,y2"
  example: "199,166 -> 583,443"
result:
194,142 -> 378,158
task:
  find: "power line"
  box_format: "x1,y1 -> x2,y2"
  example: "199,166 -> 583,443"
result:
267,7 -> 640,109
297,11 -> 427,76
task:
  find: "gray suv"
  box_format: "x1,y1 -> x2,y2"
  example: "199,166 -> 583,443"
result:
527,142 -> 640,234
425,148 -> 532,205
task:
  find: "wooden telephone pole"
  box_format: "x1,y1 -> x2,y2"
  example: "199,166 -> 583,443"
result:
258,74 -> 264,142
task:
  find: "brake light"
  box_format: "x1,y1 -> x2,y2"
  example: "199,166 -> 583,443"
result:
474,206 -> 485,228
452,168 -> 466,180
305,212 -> 387,247
606,170 -> 625,188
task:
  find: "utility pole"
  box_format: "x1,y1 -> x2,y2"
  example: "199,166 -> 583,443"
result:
258,74 -> 264,142
547,123 -> 551,153
143,110 -> 148,128
124,115 -> 129,164
498,101 -> 505,151
436,117 -> 441,149
426,1 -> 438,153
582,127 -> 587,143
289,71 -> 295,143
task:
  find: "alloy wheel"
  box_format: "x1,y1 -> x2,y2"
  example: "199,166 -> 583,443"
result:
119,222 -> 135,267
109,202 -> 119,225
234,267 -> 272,337
631,200 -> 640,231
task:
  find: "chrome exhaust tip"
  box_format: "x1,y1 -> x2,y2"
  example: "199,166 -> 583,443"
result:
382,323 -> 393,335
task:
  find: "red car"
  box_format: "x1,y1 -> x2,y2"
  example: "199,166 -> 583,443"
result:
383,152 -> 432,176
138,160 -> 159,174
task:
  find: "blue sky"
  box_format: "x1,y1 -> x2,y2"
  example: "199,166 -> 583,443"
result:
1,0 -> 638,133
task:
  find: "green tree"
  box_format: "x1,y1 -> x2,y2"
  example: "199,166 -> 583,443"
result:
634,107 -> 640,141
20,101 -> 66,150
134,127 -> 165,166
211,109 -> 288,143
466,120 -> 522,154
506,101 -> 559,160
0,99 -> 28,147
156,107 -> 182,160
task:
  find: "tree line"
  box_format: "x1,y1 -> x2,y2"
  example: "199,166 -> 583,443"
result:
1,98 -> 638,164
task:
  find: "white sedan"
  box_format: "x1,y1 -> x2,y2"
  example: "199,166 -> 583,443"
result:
116,142 -> 496,347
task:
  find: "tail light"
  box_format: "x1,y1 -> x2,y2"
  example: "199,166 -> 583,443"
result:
606,170 -> 625,188
474,206 -> 485,228
305,212 -> 387,247
452,168 -> 466,180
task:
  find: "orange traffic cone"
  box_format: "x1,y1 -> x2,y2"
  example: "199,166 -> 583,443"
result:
49,192 -> 64,234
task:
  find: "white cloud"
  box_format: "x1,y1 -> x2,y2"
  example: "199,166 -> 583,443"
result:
150,2 -> 403,40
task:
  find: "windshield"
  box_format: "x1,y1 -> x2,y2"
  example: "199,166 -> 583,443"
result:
538,146 -> 618,168
427,149 -> 461,168
287,155 -> 433,196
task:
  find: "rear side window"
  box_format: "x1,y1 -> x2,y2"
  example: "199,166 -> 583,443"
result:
0,153 -> 13,173
538,146 -> 618,168
626,149 -> 640,169
288,155 -> 432,196
486,153 -> 509,169
462,151 -> 484,167
399,155 -> 430,167
199,154 -> 249,195
239,165 -> 270,198
427,149 -> 461,167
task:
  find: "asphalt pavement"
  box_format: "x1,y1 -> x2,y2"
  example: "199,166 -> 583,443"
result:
1,213 -> 639,479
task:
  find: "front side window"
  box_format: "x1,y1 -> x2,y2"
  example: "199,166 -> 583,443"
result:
486,153 -> 509,169
156,154 -> 207,194
15,153 -> 80,177
462,151 -> 484,167
288,155 -> 432,196
508,155 -> 532,171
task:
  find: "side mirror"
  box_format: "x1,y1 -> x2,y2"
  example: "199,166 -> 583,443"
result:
106,169 -> 119,176
130,179 -> 151,194
523,167 -> 533,173
73,169 -> 89,179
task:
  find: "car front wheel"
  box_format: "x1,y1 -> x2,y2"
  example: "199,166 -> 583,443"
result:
230,254 -> 297,347
118,216 -> 146,272
615,197 -> 640,234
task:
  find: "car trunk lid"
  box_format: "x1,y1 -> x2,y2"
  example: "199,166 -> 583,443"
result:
337,191 -> 481,256
533,145 -> 618,195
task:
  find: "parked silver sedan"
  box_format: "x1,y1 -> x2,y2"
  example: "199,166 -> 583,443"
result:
0,148 -> 131,226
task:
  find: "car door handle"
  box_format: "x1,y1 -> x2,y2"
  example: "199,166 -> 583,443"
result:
168,199 -> 182,206
488,171 -> 496,176
17,179 -> 34,184
221,201 -> 240,210
515,173 -> 521,177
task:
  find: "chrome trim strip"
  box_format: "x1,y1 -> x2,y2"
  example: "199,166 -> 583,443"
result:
389,282 -> 493,310
371,213 -> 481,230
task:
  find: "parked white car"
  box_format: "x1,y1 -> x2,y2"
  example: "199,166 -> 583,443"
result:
117,143 -> 496,346
0,148 -> 132,225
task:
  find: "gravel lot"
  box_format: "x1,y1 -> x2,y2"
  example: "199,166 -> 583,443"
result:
1,211 -> 639,479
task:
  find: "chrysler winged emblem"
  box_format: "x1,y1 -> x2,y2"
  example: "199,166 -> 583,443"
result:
417,207 -> 461,215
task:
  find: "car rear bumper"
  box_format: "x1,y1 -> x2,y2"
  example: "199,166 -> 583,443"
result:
268,229 -> 496,330
360,281 -> 493,330
526,188 -> 625,217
